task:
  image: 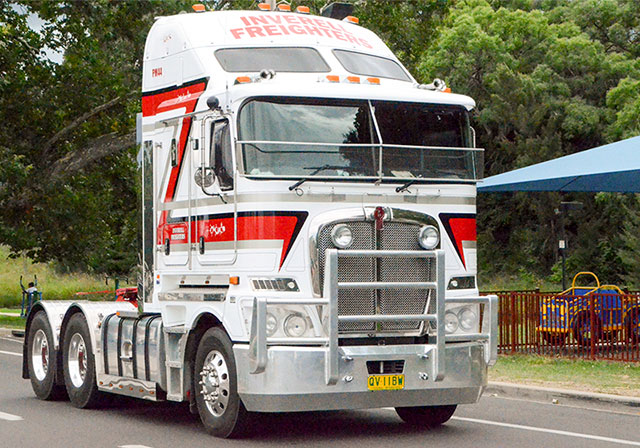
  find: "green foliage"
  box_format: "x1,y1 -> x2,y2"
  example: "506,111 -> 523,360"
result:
1,0 -> 639,284
418,0 -> 640,284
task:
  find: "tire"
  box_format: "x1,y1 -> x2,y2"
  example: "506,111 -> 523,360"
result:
572,311 -> 601,347
626,308 -> 640,344
395,404 -> 457,428
541,332 -> 567,346
62,313 -> 102,408
194,327 -> 248,438
26,311 -> 66,400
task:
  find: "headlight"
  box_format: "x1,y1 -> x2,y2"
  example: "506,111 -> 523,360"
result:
266,312 -> 278,337
331,224 -> 353,249
444,311 -> 459,334
284,314 -> 308,337
418,225 -> 439,250
458,307 -> 477,331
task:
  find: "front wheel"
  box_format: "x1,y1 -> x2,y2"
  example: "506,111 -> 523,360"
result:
572,312 -> 601,347
194,327 -> 249,438
26,311 -> 66,400
62,313 -> 102,408
395,404 -> 457,428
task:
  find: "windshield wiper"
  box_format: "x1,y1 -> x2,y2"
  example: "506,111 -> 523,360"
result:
395,178 -> 419,193
288,165 -> 349,191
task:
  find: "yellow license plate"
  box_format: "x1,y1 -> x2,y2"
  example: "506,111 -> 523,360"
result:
367,374 -> 405,391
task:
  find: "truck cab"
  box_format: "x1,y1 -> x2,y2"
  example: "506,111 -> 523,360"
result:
23,5 -> 497,438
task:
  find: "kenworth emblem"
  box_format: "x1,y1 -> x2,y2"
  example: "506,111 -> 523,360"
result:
374,206 -> 385,231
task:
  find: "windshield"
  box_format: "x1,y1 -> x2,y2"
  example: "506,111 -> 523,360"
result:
332,50 -> 411,82
238,98 -> 482,182
215,47 -> 330,73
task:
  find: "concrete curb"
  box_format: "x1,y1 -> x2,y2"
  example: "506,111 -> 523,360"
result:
487,381 -> 640,414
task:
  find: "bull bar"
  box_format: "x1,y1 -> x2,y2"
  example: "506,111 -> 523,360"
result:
249,249 -> 497,386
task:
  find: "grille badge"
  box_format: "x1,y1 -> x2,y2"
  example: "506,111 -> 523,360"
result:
374,206 -> 385,231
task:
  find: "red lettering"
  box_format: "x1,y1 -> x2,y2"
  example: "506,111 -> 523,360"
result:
267,15 -> 282,24
344,32 -> 359,44
298,16 -> 314,25
289,24 -> 306,35
230,28 -> 245,39
279,25 -> 290,35
240,16 -> 251,26
304,25 -> 323,37
359,38 -> 373,49
327,21 -> 341,31
246,26 -> 266,37
249,16 -> 269,25
314,18 -> 330,28
263,25 -> 281,36
320,28 -> 333,38
283,15 -> 299,24
333,30 -> 347,41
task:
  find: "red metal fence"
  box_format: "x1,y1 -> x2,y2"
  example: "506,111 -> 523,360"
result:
490,291 -> 640,362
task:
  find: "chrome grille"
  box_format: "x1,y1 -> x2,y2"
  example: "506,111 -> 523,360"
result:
317,220 -> 434,334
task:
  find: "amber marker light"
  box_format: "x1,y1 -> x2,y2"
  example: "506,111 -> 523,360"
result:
326,75 -> 340,83
296,6 -> 310,14
235,76 -> 252,84
192,4 -> 205,12
230,276 -> 240,285
258,3 -> 271,10
366,77 -> 380,85
277,4 -> 291,11
344,16 -> 359,24
443,87 -> 452,93
345,76 -> 361,83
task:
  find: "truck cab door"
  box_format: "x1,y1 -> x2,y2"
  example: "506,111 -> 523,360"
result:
193,117 -> 237,266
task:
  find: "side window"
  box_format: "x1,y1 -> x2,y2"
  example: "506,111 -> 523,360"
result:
211,119 -> 233,190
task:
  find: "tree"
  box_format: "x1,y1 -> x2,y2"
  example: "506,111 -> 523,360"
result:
417,0 -> 638,282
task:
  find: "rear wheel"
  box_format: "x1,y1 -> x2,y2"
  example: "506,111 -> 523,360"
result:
194,327 -> 248,438
62,313 -> 102,408
572,311 -> 601,347
27,311 -> 65,400
395,405 -> 457,428
626,308 -> 640,344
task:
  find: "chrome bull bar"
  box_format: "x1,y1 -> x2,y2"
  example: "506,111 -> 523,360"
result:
249,249 -> 496,385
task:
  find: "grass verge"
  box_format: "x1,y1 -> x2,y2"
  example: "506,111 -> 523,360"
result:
0,314 -> 25,329
489,354 -> 640,397
0,246 -> 129,308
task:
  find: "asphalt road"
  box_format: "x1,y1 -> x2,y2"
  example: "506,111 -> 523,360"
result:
1,334 -> 639,448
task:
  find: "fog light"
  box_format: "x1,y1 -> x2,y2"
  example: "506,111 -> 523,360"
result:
418,225 -> 439,250
458,307 -> 477,331
331,224 -> 353,249
284,314 -> 308,337
266,313 -> 278,336
444,311 -> 459,334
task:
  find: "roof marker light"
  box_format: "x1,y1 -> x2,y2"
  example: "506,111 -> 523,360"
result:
192,4 -> 205,12
235,76 -> 252,84
326,75 -> 340,83
343,16 -> 359,24
258,3 -> 271,10
443,87 -> 452,93
345,76 -> 360,84
366,77 -> 380,85
277,4 -> 291,11
230,276 -> 240,285
296,6 -> 310,14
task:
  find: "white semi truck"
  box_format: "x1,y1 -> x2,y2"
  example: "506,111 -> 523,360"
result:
23,2 -> 497,438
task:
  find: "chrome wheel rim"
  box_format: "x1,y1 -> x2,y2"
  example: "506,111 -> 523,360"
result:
32,329 -> 49,381
68,333 -> 87,388
199,350 -> 230,417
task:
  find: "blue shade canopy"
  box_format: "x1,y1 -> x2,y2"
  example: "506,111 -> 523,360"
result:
478,136 -> 640,193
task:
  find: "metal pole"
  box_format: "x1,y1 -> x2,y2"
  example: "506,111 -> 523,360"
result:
561,212 -> 566,291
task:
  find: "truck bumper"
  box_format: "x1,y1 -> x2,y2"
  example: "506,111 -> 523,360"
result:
234,341 -> 487,412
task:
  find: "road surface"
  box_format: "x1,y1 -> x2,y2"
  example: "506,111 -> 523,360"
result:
1,334 -> 638,447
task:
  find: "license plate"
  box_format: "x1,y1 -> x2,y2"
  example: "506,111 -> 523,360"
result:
367,374 -> 405,391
